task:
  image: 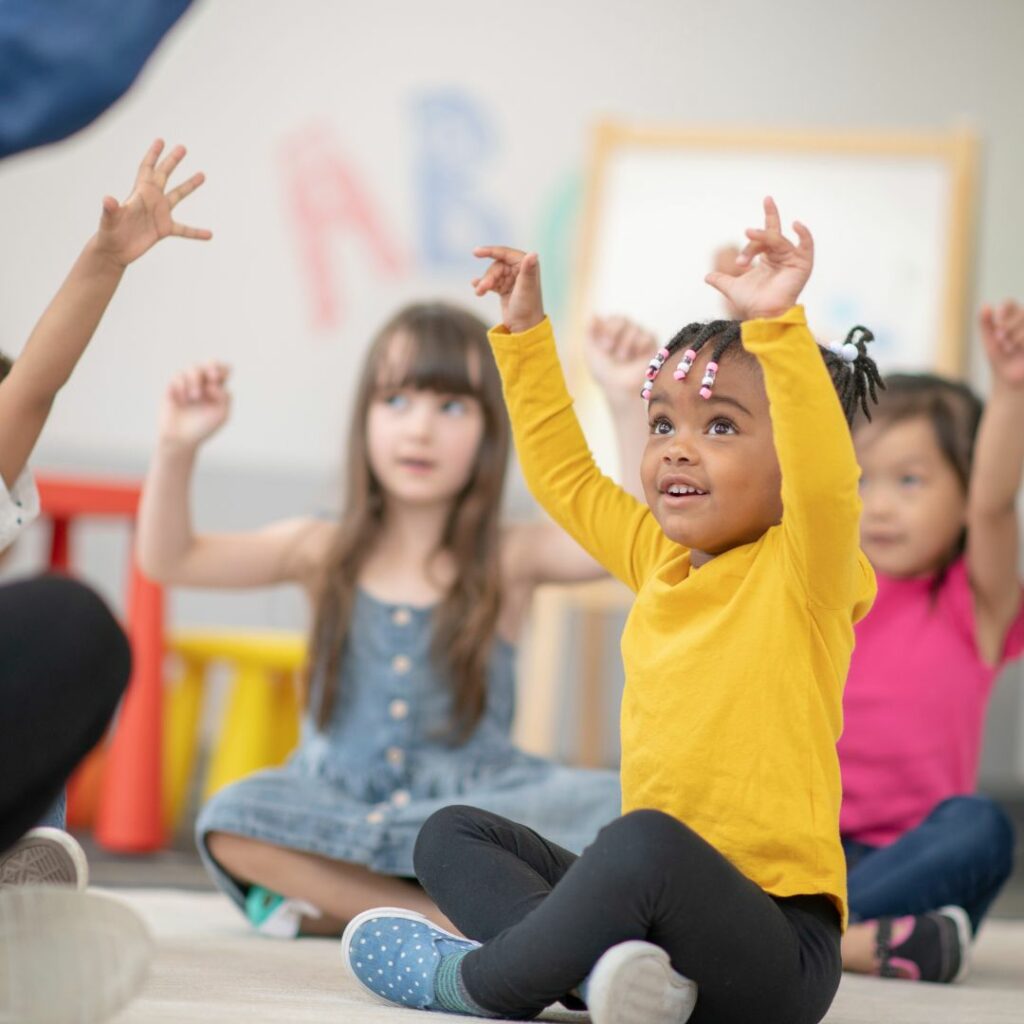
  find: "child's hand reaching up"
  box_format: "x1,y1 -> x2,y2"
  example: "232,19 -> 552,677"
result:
472,247 -> 545,334
979,300 -> 1024,390
94,139 -> 212,269
704,197 -> 813,321
585,315 -> 658,410
159,362 -> 231,450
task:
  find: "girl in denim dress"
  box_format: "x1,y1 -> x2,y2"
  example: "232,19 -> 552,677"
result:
138,302 -> 651,936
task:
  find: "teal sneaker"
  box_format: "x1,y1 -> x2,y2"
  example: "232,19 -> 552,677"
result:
341,907 -> 484,1013
244,886 -> 320,939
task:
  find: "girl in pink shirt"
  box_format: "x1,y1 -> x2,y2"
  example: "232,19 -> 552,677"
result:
839,300 -> 1024,983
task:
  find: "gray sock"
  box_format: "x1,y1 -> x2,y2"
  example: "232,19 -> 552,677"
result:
434,952 -> 498,1017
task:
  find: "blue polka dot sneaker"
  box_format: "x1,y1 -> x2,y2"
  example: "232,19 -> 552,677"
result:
341,907 -> 488,1014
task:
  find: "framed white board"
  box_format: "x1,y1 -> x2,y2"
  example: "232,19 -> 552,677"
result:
574,122 -> 978,378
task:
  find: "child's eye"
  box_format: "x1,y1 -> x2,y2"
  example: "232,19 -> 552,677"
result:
899,473 -> 923,487
650,417 -> 674,436
441,397 -> 467,415
707,418 -> 737,436
380,392 -> 409,410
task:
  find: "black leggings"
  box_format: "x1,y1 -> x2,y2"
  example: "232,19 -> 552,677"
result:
414,806 -> 841,1024
0,575 -> 130,853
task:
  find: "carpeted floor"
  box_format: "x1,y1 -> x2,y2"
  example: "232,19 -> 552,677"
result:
110,889 -> 1024,1023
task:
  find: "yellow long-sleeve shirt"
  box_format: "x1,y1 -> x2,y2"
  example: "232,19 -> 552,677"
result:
489,306 -> 875,927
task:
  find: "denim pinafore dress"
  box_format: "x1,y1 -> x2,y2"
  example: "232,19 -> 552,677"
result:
196,589 -> 620,912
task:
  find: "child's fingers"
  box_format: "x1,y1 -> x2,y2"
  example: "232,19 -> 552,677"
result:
183,366 -> 206,401
763,196 -> 781,234
472,245 -> 523,265
167,172 -> 206,209
140,139 -> 164,174
736,235 -> 770,266
792,220 -> 814,258
171,220 -> 214,241
705,270 -> 736,298
473,262 -> 509,296
154,144 -> 187,185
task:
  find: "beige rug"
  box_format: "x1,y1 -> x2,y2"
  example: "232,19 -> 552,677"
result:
111,890 -> 1024,1023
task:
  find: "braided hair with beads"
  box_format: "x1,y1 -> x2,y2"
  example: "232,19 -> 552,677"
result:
641,319 -> 884,425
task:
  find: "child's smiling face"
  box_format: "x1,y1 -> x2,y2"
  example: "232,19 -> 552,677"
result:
641,345 -> 783,565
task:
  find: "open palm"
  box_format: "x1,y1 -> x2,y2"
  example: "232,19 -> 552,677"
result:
95,139 -> 212,268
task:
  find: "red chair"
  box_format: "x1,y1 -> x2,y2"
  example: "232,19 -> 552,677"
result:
37,473 -> 165,853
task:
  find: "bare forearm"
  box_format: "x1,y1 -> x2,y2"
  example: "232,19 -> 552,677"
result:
607,399 -> 648,501
14,237 -> 125,399
968,385 -> 1024,517
137,440 -> 201,580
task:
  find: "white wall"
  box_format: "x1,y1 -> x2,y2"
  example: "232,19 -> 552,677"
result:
1,0 -> 1022,780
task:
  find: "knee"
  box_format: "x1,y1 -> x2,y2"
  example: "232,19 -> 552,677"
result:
937,796 -> 1016,876
43,575 -> 131,703
413,805 -> 481,882
594,809 -> 694,882
205,830 -> 262,876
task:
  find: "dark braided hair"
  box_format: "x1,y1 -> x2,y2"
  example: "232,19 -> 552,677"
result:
641,319 -> 884,426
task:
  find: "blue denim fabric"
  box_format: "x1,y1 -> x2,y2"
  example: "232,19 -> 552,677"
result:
197,590 -> 621,913
0,0 -> 193,158
843,795 -> 1016,933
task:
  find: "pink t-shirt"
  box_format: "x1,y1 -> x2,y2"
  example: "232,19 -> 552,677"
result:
839,556 -> 1024,846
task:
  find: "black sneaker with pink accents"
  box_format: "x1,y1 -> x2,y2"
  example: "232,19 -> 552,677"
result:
874,905 -> 971,983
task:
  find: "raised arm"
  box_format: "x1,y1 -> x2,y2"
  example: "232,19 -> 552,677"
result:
0,139 -> 210,489
137,362 -> 330,589
472,248 -> 673,590
707,199 -> 867,607
967,300 -> 1024,663
585,314 -> 655,502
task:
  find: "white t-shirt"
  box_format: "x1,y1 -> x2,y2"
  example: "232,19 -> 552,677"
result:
0,468 -> 40,553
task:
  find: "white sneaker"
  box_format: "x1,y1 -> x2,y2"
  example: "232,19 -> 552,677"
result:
0,886 -> 153,1024
584,941 -> 698,1024
0,829 -> 88,890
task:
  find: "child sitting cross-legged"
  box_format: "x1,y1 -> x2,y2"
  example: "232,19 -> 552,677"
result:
339,199 -> 882,1024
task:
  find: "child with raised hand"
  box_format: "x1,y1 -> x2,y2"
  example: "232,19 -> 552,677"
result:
0,137 -> 210,891
837,300 -> 1024,982
0,138 -> 208,1024
137,305 -> 654,938
340,198 -> 879,1024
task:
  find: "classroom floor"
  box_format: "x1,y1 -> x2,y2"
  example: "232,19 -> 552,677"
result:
87,796 -> 1024,1023
107,887 -> 1023,1024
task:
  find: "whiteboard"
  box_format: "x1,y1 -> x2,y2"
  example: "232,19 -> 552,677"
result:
576,123 -> 977,377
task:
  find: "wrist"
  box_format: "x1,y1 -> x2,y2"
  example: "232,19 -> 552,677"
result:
157,435 -> 202,460
84,234 -> 129,275
506,312 -> 546,335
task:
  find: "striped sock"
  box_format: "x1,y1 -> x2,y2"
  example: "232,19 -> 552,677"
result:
434,952 -> 496,1017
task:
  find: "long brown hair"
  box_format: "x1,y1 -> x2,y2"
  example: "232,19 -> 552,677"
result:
306,302 -> 510,740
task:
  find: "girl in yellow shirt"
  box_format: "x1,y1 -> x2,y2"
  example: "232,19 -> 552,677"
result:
342,200 -> 880,1024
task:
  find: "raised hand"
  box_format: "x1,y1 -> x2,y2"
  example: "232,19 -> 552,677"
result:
979,300 -> 1024,389
471,247 -> 545,334
94,139 -> 212,268
159,362 -> 232,449
585,314 -> 658,409
704,197 -> 813,321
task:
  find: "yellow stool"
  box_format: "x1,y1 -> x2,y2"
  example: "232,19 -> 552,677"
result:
163,629 -> 307,831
